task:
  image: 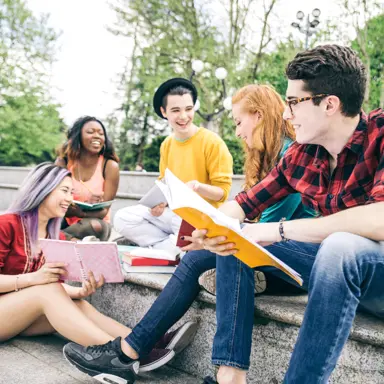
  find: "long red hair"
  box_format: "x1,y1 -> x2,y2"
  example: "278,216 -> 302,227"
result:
232,84 -> 295,191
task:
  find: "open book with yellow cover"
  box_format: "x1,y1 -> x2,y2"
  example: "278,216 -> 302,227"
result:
156,169 -> 302,286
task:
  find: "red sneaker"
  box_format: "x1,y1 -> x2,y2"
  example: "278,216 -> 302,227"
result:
154,321 -> 198,354
139,348 -> 175,373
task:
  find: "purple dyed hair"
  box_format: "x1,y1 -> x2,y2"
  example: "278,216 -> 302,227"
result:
7,162 -> 71,257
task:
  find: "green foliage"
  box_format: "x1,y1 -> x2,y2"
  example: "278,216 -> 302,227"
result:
0,0 -> 58,93
0,0 -> 63,166
142,135 -> 167,172
0,94 -> 65,166
109,0 -> 285,171
256,39 -> 301,96
109,0 -> 382,174
111,0 -> 229,146
118,142 -> 140,171
351,13 -> 384,109
223,136 -> 244,175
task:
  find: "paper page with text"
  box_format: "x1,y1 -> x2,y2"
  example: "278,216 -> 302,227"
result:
156,169 -> 302,285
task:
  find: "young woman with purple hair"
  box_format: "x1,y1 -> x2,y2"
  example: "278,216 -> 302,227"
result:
0,163 -> 133,345
0,163 -> 179,380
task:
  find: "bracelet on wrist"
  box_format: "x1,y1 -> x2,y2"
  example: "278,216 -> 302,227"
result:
15,275 -> 21,292
279,217 -> 288,242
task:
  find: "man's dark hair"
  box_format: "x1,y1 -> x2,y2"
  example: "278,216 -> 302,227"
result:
286,45 -> 367,117
162,86 -> 193,110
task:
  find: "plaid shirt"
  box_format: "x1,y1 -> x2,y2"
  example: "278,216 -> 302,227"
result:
235,109 -> 384,219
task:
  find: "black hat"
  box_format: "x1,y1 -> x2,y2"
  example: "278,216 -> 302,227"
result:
153,78 -> 198,119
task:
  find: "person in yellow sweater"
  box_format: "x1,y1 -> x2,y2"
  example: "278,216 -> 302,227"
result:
114,78 -> 233,255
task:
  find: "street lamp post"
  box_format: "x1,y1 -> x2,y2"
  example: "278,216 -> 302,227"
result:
190,60 -> 232,132
291,8 -> 321,49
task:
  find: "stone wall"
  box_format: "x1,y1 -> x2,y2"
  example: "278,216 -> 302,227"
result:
0,166 -> 245,214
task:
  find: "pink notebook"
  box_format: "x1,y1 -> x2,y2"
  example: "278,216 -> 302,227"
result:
39,239 -> 124,283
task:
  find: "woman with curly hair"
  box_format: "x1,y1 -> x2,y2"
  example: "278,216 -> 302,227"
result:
56,116 -> 120,241
63,84 -> 317,384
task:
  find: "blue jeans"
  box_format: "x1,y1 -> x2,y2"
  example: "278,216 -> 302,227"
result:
125,249 -> 216,355
213,232 -> 384,383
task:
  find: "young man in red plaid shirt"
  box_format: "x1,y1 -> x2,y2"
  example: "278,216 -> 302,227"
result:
194,45 -> 384,384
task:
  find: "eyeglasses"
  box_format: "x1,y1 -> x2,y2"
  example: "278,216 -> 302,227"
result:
285,94 -> 329,115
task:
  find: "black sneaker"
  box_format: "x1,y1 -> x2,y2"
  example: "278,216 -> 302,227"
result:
63,337 -> 139,384
154,321 -> 198,354
139,348 -> 175,373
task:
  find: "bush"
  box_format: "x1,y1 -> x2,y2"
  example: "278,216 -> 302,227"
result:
142,135 -> 167,172
223,136 -> 244,175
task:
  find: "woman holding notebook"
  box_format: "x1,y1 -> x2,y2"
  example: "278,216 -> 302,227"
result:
62,84 -> 317,384
55,116 -> 120,241
0,163 -> 176,383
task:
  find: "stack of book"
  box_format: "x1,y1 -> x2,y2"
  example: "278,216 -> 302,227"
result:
118,245 -> 179,274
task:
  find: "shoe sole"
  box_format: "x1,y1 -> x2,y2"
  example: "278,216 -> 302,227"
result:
255,270 -> 267,294
166,321 -> 198,354
138,349 -> 175,373
63,346 -> 138,384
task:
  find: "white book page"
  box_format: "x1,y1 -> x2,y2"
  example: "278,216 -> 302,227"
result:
122,246 -> 178,261
139,183 -> 167,208
156,169 -> 241,233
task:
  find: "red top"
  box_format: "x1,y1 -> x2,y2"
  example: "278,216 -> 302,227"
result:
0,213 -> 66,275
236,109 -> 384,219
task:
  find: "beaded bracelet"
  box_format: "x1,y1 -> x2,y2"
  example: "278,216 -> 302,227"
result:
279,217 -> 288,242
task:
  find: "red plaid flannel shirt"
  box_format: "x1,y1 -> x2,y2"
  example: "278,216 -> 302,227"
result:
235,109 -> 384,219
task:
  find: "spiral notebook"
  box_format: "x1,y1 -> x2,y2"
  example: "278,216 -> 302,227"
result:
39,239 -> 124,283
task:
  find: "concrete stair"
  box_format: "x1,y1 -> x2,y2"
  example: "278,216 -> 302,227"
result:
0,335 -> 200,384
0,166 -> 246,214
87,272 -> 384,384
1,166 -> 384,383
3,275 -> 384,384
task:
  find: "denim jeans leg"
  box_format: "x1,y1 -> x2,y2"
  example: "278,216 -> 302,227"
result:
212,254 -> 255,369
212,240 -> 320,370
125,249 -> 216,355
284,232 -> 384,384
263,240 -> 321,291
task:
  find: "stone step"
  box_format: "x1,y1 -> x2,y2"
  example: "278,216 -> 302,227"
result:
87,272 -> 384,384
0,183 -> 141,215
0,166 -> 246,196
0,335 -> 200,384
0,166 -> 245,214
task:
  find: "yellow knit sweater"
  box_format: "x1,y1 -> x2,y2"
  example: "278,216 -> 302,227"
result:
159,127 -> 233,207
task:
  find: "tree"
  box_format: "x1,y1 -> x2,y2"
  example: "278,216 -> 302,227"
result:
0,0 -> 58,94
256,38 -> 301,96
337,0 -> 383,109
0,93 -> 65,166
142,135 -> 167,172
0,0 -> 64,166
351,13 -> 384,109
109,0 -> 285,170
223,136 -> 244,175
109,0 -> 225,168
